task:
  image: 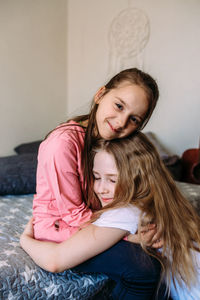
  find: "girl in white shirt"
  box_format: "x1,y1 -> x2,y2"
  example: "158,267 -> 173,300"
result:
90,134 -> 200,300
21,132 -> 200,299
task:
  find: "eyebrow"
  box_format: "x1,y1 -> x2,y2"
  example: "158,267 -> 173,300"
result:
115,97 -> 144,121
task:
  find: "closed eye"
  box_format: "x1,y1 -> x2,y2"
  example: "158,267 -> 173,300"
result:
110,179 -> 116,183
93,176 -> 100,180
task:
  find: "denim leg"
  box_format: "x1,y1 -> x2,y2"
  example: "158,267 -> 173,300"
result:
74,240 -> 162,300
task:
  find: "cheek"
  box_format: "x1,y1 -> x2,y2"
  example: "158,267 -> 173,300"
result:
93,181 -> 98,194
127,126 -> 136,135
96,100 -> 113,121
127,120 -> 141,132
111,184 -> 116,196
95,107 -> 102,129
120,126 -> 136,138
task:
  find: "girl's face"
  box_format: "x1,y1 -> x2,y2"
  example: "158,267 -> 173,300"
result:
93,150 -> 118,207
95,82 -> 149,140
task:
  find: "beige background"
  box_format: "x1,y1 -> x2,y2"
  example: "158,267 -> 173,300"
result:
0,0 -> 67,156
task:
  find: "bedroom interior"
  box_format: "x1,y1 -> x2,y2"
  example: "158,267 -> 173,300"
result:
0,0 -> 200,299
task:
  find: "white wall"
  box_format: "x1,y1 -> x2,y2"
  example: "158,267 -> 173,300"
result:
1,0 -> 199,157
0,0 -> 67,156
67,0 -> 200,156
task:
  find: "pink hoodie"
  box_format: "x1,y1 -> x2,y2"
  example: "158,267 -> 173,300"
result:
33,121 -> 92,242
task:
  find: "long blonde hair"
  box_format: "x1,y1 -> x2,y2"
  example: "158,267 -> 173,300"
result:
90,132 -> 200,290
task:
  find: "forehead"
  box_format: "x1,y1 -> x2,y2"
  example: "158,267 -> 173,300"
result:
93,150 -> 118,174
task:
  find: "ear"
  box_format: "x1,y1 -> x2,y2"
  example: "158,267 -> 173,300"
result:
94,86 -> 106,104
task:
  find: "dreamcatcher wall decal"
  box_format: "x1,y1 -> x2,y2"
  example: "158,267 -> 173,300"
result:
107,7 -> 150,76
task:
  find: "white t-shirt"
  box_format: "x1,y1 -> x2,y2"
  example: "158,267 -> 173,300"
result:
93,205 -> 140,234
170,249 -> 200,300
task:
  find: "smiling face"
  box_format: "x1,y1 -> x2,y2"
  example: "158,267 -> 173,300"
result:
95,82 -> 149,140
93,150 -> 118,207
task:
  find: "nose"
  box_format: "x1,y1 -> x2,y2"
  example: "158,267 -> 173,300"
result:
96,180 -> 108,194
116,114 -> 128,130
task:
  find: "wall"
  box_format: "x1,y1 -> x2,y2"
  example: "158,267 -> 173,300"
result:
1,0 -> 199,157
0,0 -> 67,156
67,0 -> 200,155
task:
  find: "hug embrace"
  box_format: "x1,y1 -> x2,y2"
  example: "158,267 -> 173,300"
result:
20,68 -> 200,300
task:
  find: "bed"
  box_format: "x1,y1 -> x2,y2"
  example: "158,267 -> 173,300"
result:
1,182 -> 200,299
0,134 -> 200,299
0,194 -> 113,299
0,141 -> 113,299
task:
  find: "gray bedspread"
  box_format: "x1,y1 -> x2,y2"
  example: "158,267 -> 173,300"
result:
0,182 -> 200,299
0,194 -> 110,300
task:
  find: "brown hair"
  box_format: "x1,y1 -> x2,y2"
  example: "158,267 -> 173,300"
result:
46,68 -> 159,208
90,133 -> 200,291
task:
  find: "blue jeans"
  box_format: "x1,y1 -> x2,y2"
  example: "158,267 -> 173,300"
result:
74,240 -> 166,300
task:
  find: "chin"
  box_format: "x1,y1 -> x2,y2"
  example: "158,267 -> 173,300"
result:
102,131 -> 120,140
99,133 -> 114,140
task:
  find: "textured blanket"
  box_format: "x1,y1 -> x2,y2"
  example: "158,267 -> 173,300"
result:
0,194 -> 110,300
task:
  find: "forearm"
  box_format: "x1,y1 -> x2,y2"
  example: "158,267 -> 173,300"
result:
20,224 -> 126,273
20,234 -> 59,272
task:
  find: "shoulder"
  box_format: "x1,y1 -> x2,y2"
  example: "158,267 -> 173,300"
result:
38,121 -> 85,167
101,206 -> 140,219
41,121 -> 85,152
54,121 -> 85,143
93,205 -> 141,234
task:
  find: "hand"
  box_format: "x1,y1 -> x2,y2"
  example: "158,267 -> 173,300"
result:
21,217 -> 34,238
127,224 -> 163,249
140,223 -> 163,249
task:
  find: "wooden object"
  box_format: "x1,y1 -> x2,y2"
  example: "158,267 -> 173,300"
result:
181,139 -> 200,184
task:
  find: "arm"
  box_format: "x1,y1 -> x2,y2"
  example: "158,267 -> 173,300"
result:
42,135 -> 93,224
93,206 -> 163,249
20,218 -> 127,273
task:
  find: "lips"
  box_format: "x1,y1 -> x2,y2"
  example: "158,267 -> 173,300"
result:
107,121 -> 119,133
101,198 -> 113,203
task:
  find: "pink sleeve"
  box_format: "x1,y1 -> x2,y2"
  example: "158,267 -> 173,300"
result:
42,136 -> 92,226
